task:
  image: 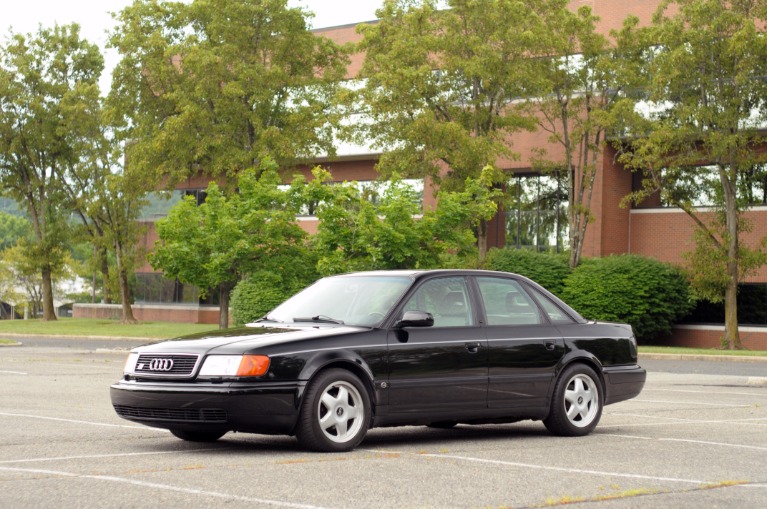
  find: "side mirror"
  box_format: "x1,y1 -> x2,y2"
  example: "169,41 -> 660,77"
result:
394,311 -> 434,329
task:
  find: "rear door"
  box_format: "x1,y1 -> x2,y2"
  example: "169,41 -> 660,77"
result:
386,276 -> 489,415
475,276 -> 565,409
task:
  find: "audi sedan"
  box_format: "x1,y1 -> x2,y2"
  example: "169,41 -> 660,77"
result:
111,270 -> 646,452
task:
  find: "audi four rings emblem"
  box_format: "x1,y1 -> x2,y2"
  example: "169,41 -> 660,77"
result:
148,358 -> 174,371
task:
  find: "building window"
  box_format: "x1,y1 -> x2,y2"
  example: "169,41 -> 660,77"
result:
133,273 -> 200,304
505,173 -> 568,252
139,189 -> 207,220
635,164 -> 767,208
680,284 -> 767,326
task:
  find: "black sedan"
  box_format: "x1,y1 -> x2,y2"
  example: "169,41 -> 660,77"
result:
111,270 -> 646,452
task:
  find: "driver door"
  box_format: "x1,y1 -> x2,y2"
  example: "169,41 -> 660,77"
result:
386,276 -> 489,415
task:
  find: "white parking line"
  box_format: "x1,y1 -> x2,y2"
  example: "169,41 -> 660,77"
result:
633,398 -> 752,407
602,434 -> 767,452
0,370 -> 27,375
603,414 -> 767,427
0,449 -> 217,465
361,449 -> 707,485
601,433 -> 654,440
659,438 -> 767,451
643,388 -> 767,398
0,466 -> 333,509
0,412 -> 167,432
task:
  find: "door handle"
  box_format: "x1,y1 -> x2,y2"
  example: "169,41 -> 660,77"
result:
465,342 -> 481,353
544,340 -> 557,351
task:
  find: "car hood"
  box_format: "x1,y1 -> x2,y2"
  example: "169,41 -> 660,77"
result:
133,324 -> 370,355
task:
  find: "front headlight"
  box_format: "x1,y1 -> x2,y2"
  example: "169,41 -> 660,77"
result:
198,355 -> 270,377
123,353 -> 139,374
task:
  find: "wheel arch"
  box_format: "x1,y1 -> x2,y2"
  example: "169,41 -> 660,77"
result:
555,353 -> 606,393
296,352 -> 378,415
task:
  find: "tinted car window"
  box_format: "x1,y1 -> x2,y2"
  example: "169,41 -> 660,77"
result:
527,285 -> 575,324
402,277 -> 474,327
477,277 -> 542,326
267,275 -> 411,326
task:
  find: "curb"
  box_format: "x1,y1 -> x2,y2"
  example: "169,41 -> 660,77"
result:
640,353 -> 767,363
0,333 -> 154,342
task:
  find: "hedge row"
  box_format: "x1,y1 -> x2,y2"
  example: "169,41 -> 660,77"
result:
231,249 -> 694,342
486,249 -> 694,342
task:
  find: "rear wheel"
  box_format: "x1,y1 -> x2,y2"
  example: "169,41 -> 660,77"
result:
170,429 -> 226,442
544,364 -> 602,436
296,369 -> 371,452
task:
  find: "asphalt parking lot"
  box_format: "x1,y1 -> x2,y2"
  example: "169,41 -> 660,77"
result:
1,343 -> 766,508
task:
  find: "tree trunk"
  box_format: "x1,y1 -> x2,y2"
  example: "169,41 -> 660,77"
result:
569,226 -> 581,269
101,248 -> 111,304
720,166 -> 742,350
117,266 -> 138,324
477,219 -> 489,265
723,203 -> 742,350
723,267 -> 742,349
115,241 -> 137,324
219,284 -> 231,329
41,268 -> 57,321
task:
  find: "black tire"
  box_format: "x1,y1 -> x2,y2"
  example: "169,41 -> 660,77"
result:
296,369 -> 371,452
169,429 -> 226,442
544,364 -> 603,437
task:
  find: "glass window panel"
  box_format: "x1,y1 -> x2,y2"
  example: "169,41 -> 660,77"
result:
477,277 -> 542,326
506,173 -> 568,252
402,277 -> 474,327
527,286 -> 574,324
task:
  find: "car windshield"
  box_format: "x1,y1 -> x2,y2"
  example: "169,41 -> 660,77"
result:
265,275 -> 413,327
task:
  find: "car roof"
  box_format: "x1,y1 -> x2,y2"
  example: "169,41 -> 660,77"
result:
330,269 -> 523,278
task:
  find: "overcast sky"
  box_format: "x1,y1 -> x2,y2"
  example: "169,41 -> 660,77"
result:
2,0 -> 385,92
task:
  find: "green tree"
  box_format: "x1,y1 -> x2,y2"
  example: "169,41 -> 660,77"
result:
615,0 -> 767,349
306,166 -> 499,275
108,0 -> 349,186
0,212 -> 31,251
0,24 -> 104,320
355,0 -> 556,260
528,7 -> 645,268
150,162 -> 309,328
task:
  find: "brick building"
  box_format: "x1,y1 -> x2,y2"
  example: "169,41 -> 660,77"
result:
74,0 -> 767,349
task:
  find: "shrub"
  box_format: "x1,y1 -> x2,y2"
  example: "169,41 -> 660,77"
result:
485,248 -> 570,296
231,270 -> 317,326
561,255 -> 694,342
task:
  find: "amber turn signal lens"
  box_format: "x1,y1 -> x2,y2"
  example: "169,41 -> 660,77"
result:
236,355 -> 270,377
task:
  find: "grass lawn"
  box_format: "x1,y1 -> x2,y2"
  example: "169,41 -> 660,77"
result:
0,317 -> 219,339
1,319 -> 765,356
639,345 -> 767,357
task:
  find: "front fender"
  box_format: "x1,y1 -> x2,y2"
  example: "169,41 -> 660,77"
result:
295,350 -> 383,411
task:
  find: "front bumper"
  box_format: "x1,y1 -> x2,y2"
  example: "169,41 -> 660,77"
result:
110,379 -> 306,435
602,364 -> 646,405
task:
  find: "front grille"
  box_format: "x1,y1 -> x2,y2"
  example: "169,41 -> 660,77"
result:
114,405 -> 227,423
135,353 -> 200,377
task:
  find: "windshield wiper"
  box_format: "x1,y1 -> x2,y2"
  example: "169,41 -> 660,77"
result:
292,315 -> 345,324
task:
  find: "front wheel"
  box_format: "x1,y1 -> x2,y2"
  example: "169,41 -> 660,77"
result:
296,369 -> 371,452
544,364 -> 603,437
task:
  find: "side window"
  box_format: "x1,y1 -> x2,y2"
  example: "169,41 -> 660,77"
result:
477,277 -> 542,326
402,277 -> 474,327
528,286 -> 575,324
